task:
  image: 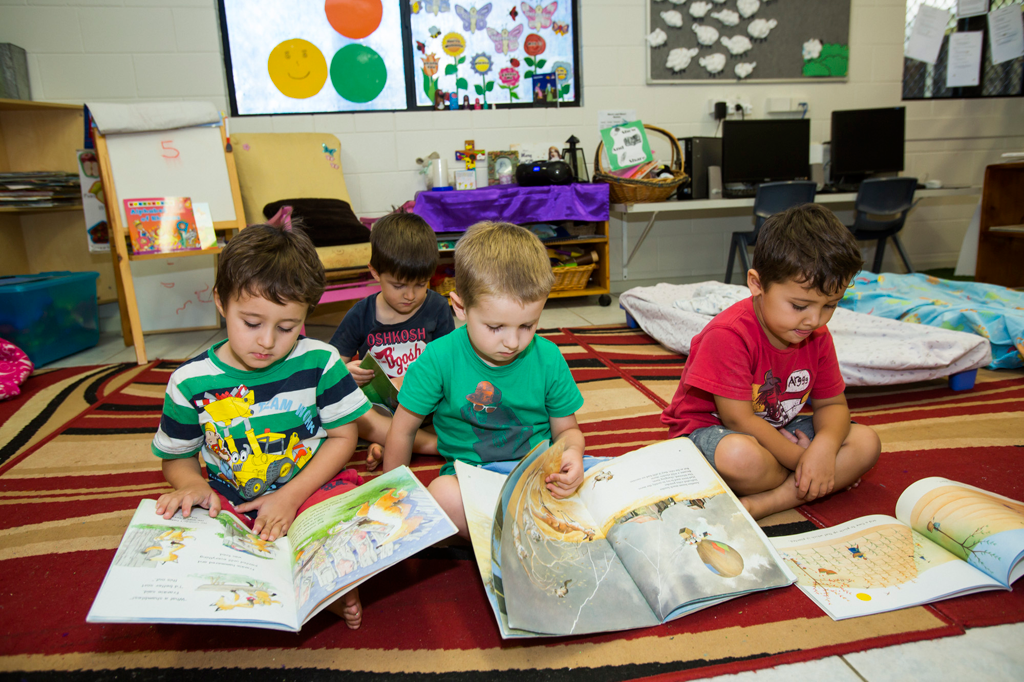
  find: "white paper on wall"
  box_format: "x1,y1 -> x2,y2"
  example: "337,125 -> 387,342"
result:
906,4 -> 950,64
988,4 -> 1024,65
946,31 -> 983,87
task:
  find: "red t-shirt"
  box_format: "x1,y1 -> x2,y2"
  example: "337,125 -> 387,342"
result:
662,297 -> 845,437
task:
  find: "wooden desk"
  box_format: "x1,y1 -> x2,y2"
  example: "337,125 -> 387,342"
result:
977,162 -> 1024,287
610,187 -> 981,280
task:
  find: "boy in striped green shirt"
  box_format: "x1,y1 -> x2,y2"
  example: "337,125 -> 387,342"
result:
151,218 -> 368,628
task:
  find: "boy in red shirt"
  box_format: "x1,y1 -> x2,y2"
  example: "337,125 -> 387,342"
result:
662,204 -> 881,519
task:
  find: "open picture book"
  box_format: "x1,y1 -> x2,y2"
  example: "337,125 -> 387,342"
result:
87,466 -> 456,632
457,437 -> 796,638
771,477 -> 1024,620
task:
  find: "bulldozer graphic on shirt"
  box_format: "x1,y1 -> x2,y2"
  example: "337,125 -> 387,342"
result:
195,385 -> 312,499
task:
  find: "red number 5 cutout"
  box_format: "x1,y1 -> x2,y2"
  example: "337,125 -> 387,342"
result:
161,140 -> 180,159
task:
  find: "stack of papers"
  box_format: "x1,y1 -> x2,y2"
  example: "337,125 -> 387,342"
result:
0,172 -> 81,209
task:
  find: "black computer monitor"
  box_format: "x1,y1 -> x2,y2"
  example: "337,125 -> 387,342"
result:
722,119 -> 810,184
829,107 -> 905,179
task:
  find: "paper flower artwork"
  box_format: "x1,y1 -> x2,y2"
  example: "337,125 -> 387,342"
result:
692,23 -> 720,46
699,53 -> 726,74
748,18 -> 777,40
647,28 -> 669,47
660,10 -> 684,28
689,1 -> 712,18
666,46 -> 700,71
710,9 -> 739,26
802,39 -> 823,61
737,0 -> 760,19
721,35 -> 753,55
734,62 -> 756,79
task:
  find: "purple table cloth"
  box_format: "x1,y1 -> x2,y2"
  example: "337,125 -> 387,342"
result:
412,183 -> 610,232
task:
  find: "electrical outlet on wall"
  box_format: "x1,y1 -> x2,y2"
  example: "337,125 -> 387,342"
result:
708,98 -> 754,118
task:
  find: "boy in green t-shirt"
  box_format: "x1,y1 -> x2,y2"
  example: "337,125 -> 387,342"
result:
383,222 -> 586,538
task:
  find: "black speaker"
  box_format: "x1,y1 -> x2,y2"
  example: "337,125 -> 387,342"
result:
678,137 -> 722,200
515,160 -> 573,186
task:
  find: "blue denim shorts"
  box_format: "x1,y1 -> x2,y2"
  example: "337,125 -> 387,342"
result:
687,414 -> 818,470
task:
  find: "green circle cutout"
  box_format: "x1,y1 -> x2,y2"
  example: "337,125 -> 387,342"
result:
330,44 -> 387,103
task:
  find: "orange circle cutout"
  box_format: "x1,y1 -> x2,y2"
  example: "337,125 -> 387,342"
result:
325,0 -> 383,40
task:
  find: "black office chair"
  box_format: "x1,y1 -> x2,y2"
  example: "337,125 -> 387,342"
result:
846,177 -> 918,273
725,180 -> 817,283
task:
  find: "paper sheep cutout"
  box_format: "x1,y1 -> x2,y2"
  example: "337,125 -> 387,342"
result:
737,0 -> 760,19
692,23 -> 720,45
721,35 -> 753,55
689,1 -> 712,18
748,18 -> 778,40
660,10 -> 684,28
647,28 -> 669,47
710,9 -> 740,26
803,39 -> 823,61
667,47 -> 701,71
734,62 -> 756,79
699,53 -> 727,74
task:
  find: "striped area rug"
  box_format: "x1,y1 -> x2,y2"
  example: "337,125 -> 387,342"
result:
2,324 -> 1020,681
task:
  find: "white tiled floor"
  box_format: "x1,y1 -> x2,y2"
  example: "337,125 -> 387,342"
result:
37,294 -> 1024,680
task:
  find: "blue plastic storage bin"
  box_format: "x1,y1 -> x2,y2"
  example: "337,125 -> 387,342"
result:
0,271 -> 100,367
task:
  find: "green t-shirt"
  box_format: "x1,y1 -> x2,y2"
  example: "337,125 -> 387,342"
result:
399,326 -> 584,475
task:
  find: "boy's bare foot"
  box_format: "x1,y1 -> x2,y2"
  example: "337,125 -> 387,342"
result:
739,472 -> 804,520
365,443 -> 383,472
327,588 -> 362,629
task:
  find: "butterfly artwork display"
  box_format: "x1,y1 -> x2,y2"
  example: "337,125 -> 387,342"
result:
521,2 -> 557,30
552,22 -> 568,36
416,40 -> 426,53
486,24 -> 525,55
423,0 -> 450,16
455,3 -> 492,34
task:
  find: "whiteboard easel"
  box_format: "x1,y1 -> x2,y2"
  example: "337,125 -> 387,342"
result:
95,122 -> 245,365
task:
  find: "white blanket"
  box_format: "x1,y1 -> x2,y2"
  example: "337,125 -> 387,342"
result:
87,101 -> 221,134
619,282 -> 992,387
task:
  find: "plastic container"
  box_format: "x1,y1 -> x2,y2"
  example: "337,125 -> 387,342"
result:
0,271 -> 100,367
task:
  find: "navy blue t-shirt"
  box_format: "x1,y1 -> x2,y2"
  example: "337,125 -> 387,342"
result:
328,290 -> 455,380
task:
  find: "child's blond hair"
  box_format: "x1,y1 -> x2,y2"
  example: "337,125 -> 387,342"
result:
454,221 -> 554,309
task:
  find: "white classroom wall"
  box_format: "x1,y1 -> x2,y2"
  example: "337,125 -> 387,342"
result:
2,0 -> 1023,290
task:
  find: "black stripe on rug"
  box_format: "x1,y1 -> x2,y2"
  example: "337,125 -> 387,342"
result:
0,650 -> 788,682
94,403 -> 163,412
62,427 -> 157,436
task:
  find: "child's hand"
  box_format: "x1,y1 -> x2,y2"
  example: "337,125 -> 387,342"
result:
347,353 -> 375,387
155,482 -> 221,520
795,446 -> 836,502
546,446 -> 584,499
779,427 -> 811,449
236,491 -> 301,542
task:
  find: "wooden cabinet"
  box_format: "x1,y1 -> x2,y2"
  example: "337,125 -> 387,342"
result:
977,162 -> 1024,288
0,99 -> 117,302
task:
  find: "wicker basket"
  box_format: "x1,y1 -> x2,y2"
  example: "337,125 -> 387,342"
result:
551,263 -> 597,292
593,124 -> 689,204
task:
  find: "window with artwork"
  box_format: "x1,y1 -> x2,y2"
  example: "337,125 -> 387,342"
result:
218,0 -> 581,115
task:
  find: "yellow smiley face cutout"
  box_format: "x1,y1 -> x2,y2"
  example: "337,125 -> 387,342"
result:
268,39 -> 328,99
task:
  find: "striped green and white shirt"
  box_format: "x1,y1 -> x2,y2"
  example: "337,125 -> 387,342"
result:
152,337 -> 369,500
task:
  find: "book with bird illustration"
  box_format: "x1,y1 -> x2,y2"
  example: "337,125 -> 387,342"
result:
771,478 -> 1024,620
87,466 -> 457,632
458,437 -> 796,638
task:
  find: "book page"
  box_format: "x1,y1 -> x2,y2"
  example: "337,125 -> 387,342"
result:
578,439 -> 793,621
87,499 -> 298,631
456,460 -> 535,638
896,477 -> 1024,586
772,515 -> 1004,620
288,466 -> 457,625
359,353 -> 401,412
497,441 -> 660,636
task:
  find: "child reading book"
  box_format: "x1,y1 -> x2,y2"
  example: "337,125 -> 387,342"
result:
382,221 -> 586,538
662,204 -> 881,520
329,212 -> 454,469
151,217 -> 369,628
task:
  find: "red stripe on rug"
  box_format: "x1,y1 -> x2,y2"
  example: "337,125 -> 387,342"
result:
561,328 -> 670,410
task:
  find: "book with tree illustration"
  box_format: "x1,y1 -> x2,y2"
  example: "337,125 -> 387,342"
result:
359,352 -> 401,413
87,466 -> 456,632
770,478 -> 1024,620
457,437 -> 796,638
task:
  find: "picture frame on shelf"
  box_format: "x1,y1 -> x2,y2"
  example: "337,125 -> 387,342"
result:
487,151 -> 519,186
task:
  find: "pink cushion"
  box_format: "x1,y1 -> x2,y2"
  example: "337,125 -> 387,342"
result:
0,338 -> 34,401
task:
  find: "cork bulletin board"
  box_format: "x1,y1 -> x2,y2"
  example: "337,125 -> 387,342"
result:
646,0 -> 851,84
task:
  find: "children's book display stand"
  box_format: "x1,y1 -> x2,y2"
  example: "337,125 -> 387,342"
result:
94,120 -> 245,365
